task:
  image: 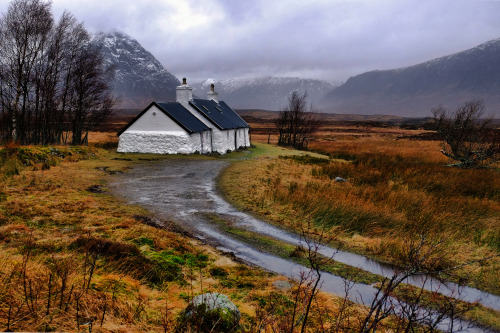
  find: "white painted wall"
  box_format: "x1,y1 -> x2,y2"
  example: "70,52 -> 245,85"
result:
210,128 -> 235,154
236,128 -> 250,148
117,131 -> 209,154
127,106 -> 184,132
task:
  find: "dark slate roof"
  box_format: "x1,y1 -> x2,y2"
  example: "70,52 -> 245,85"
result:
189,99 -> 250,130
117,101 -> 210,136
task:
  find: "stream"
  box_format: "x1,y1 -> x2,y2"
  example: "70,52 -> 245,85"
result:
110,158 -> 499,331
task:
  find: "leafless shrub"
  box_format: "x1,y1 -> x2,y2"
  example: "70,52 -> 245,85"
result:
275,91 -> 319,150
432,99 -> 499,168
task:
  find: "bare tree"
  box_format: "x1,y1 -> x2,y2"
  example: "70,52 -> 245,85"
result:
275,91 -> 319,149
0,0 -> 114,145
0,0 -> 52,143
65,35 -> 115,145
432,100 -> 499,168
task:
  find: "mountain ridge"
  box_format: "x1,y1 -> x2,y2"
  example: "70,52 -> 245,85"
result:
321,38 -> 500,117
192,77 -> 339,110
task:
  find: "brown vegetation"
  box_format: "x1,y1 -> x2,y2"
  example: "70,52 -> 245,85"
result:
221,119 -> 500,295
0,146 -> 283,331
0,142 -> 376,332
1,114 -> 498,331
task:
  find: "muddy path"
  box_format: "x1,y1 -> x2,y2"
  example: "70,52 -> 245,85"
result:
110,158 -> 500,318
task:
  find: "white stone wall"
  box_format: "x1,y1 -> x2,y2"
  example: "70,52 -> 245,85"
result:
127,106 -> 182,132
117,131 -> 207,154
236,128 -> 250,148
199,131 -> 212,154
209,128 -> 235,154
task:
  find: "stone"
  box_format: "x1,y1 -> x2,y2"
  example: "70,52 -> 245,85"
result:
273,280 -> 292,291
178,293 -> 240,332
335,177 -> 347,182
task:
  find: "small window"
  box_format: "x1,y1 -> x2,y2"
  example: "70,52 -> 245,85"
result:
202,106 -> 209,111
216,107 -> 222,112
152,112 -> 157,116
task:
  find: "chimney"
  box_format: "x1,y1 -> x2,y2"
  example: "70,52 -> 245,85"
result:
176,77 -> 193,103
207,83 -> 219,103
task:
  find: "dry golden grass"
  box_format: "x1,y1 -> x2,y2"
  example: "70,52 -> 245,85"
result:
0,147 -> 262,331
88,131 -> 119,145
0,144 -> 367,332
222,121 -> 500,295
1,121 -> 497,331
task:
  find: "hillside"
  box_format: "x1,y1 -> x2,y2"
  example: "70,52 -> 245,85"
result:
93,31 -> 180,109
321,38 -> 500,117
191,77 -> 339,111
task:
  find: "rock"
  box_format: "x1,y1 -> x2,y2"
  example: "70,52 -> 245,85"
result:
273,280 -> 292,291
178,293 -> 240,332
335,177 -> 347,182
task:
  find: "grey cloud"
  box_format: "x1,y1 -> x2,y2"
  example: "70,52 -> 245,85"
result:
1,0 -> 499,82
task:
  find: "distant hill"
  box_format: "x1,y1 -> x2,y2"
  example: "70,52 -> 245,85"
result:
192,77 -> 340,111
94,31 -> 180,109
236,109 -> 409,123
321,38 -> 500,117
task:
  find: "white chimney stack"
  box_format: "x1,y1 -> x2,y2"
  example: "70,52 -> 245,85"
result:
176,77 -> 193,104
207,83 -> 219,103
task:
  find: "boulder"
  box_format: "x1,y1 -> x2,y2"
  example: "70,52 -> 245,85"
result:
335,177 -> 347,182
177,293 -> 240,332
273,280 -> 292,291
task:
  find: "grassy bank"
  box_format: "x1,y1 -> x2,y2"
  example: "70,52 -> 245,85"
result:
219,142 -> 500,296
203,212 -> 381,285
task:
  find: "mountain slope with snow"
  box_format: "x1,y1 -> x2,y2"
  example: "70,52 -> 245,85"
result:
93,31 -> 180,109
321,38 -> 500,117
192,77 -> 340,110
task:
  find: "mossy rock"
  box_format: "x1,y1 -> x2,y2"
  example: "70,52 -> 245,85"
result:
177,293 -> 240,332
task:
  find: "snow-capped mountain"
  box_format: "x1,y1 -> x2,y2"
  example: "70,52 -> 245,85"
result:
192,77 -> 340,110
321,38 -> 500,117
93,31 -> 180,109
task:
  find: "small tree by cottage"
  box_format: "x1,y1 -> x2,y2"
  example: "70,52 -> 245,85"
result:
275,91 -> 319,149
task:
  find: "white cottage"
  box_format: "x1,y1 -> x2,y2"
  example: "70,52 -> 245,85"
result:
117,78 -> 250,154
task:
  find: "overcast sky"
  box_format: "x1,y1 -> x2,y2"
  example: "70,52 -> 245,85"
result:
1,0 -> 500,83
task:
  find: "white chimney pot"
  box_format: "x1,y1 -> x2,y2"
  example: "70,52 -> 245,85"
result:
176,77 -> 193,103
207,83 -> 219,103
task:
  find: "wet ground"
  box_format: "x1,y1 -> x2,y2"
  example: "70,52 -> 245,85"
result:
110,157 -> 500,319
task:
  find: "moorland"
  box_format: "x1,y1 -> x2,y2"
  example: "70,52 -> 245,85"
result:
0,111 -> 498,332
